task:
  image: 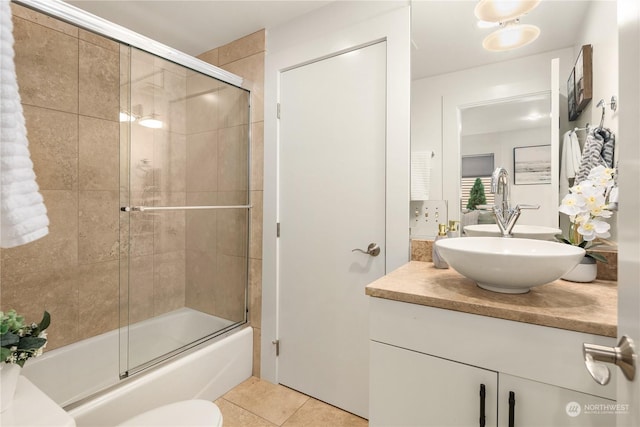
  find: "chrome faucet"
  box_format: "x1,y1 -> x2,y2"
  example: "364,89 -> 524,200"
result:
490,167 -> 539,237
491,167 -> 510,214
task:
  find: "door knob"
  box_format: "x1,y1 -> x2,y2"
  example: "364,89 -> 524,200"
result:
583,335 -> 636,385
352,243 -> 380,257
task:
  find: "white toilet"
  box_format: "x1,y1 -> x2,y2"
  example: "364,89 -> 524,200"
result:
117,400 -> 223,427
1,376 -> 222,427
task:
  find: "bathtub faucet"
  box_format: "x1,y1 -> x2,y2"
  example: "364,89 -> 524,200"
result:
490,167 -> 539,237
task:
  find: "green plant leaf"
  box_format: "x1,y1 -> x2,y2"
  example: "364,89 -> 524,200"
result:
555,234 -> 571,245
0,347 -> 10,363
33,311 -> 51,336
0,332 -> 19,347
16,336 -> 46,351
587,252 -> 608,264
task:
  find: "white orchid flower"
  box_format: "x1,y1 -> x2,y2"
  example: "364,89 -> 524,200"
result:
588,166 -> 615,189
577,219 -> 611,241
582,189 -> 606,209
574,213 -> 590,225
590,204 -> 613,218
560,170 -> 615,246
559,193 -> 587,216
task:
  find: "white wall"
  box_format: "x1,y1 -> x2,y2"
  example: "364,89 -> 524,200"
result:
570,0 -> 619,242
572,0 -> 619,135
262,1 -> 411,383
462,127 -> 555,226
411,47 -> 574,230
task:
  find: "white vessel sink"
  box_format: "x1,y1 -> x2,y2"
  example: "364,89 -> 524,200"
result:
435,237 -> 585,294
463,224 -> 562,240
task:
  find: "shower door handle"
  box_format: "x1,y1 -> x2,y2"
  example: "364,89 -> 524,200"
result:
121,204 -> 251,212
352,243 -> 380,257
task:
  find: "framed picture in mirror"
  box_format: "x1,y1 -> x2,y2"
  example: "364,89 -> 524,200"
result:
567,68 -> 579,121
574,44 -> 593,111
513,145 -> 552,185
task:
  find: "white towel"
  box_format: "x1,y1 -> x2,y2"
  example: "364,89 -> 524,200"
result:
559,130 -> 581,196
411,150 -> 432,201
0,0 -> 49,248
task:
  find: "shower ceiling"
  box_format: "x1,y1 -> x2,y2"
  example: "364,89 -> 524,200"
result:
65,0 -> 332,55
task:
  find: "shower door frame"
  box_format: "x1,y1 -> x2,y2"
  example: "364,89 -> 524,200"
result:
14,0 -> 243,87
118,46 -> 252,378
14,0 -> 253,380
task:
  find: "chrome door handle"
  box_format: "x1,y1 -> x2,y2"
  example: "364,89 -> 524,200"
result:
583,335 -> 636,385
352,243 -> 380,257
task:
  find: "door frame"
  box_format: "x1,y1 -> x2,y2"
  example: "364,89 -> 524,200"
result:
616,0 -> 640,424
262,5 -> 411,383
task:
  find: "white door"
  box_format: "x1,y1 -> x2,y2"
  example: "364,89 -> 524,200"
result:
278,41 -> 387,418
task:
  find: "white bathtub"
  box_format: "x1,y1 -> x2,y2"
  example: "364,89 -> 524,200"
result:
22,308 -> 252,426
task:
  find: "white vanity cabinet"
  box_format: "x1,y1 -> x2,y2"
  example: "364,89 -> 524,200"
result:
497,373 -> 615,427
369,297 -> 617,427
371,341 -> 498,426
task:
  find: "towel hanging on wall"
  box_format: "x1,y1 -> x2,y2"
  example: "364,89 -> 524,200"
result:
575,127 -> 615,183
1,0 -> 50,248
560,130 -> 582,196
411,150 -> 433,201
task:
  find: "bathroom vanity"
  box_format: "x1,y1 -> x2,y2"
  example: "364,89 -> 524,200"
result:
366,262 -> 617,427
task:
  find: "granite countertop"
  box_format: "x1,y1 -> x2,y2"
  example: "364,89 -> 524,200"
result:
365,261 -> 617,337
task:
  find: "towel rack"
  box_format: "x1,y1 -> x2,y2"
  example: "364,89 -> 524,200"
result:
121,205 -> 251,212
573,123 -> 590,133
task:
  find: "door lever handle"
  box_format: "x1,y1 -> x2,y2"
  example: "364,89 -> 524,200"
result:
352,243 -> 380,257
583,335 -> 636,385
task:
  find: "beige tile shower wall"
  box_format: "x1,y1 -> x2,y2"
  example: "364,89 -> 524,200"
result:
0,4 -> 120,350
197,30 -> 265,376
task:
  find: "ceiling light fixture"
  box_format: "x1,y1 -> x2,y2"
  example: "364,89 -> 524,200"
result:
474,0 -> 541,23
482,20 -> 540,52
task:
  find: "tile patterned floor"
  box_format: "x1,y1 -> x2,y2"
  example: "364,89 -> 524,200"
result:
216,377 -> 369,427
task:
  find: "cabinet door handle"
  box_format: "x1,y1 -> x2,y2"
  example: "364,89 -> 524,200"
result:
508,391 -> 516,427
479,384 -> 486,427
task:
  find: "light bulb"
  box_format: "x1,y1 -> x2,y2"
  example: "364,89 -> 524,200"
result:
482,23 -> 540,52
474,0 -> 541,23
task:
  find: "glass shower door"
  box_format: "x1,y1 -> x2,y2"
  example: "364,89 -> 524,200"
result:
119,46 -> 250,377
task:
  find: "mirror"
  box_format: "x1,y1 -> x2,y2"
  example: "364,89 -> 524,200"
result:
460,92 -> 556,228
410,1 -> 618,240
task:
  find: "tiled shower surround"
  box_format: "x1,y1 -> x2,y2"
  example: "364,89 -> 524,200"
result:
0,3 -> 265,376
